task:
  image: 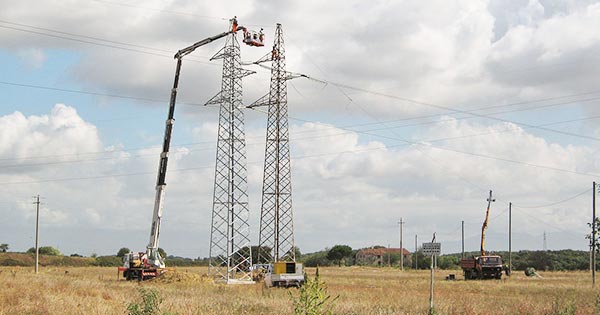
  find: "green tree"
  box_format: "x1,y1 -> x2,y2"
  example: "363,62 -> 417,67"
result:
587,217 -> 600,253
27,246 -> 61,256
327,245 -> 352,267
0,243 -> 8,253
117,247 -> 131,258
302,251 -> 332,267
250,245 -> 272,264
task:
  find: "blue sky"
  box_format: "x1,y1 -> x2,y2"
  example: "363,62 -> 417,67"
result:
2,0 -> 600,258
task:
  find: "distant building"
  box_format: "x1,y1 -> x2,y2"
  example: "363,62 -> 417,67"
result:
356,247 -> 411,266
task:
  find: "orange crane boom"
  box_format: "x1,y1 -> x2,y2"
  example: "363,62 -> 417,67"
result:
480,190 -> 495,256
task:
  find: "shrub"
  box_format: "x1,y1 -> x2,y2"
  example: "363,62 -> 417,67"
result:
126,288 -> 178,315
290,267 -> 337,315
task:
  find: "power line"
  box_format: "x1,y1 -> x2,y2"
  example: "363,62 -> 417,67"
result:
279,112 -> 600,178
0,19 -> 175,54
303,75 -> 600,143
0,21 -> 216,65
2,100 -> 599,179
512,188 -> 591,209
3,19 -> 600,143
4,78 -> 600,164
272,33 -> 600,143
89,0 -> 229,20
4,18 -> 598,145
512,207 -> 583,239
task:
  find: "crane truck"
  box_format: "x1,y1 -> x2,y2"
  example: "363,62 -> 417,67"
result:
460,190 -> 504,280
119,18 -> 262,281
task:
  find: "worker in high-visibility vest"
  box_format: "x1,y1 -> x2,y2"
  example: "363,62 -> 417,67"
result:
232,16 -> 238,32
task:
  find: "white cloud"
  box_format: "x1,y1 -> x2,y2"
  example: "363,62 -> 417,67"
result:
2,0 -> 600,256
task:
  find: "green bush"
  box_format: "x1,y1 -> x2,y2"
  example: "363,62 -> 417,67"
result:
290,268 -> 337,315
93,255 -> 122,267
126,288 -> 178,315
27,246 -> 61,256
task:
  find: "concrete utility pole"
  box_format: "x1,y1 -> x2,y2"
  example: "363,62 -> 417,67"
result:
508,202 -> 512,276
461,220 -> 465,259
593,181 -> 597,287
428,233 -> 436,315
415,234 -> 418,269
33,195 -> 40,274
398,218 -> 404,271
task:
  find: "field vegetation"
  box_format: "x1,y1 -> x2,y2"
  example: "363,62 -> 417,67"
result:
0,264 -> 598,315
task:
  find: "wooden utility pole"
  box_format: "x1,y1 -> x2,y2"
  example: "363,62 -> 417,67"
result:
508,202 -> 512,276
461,220 -> 465,259
593,181 -> 597,287
33,195 -> 40,274
398,218 -> 404,271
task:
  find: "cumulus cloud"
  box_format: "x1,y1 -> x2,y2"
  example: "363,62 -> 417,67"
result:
2,0 -> 600,256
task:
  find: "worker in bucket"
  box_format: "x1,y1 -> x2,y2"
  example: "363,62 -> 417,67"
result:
232,16 -> 238,32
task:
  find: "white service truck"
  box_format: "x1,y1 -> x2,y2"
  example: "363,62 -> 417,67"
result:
263,261 -> 305,287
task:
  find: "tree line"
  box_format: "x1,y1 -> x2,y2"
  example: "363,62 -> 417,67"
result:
1,242 -> 597,271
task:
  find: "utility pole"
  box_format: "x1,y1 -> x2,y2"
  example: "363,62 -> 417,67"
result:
461,220 -> 465,259
415,234 -> 418,269
398,218 -> 404,271
33,195 -> 40,274
508,202 -> 512,276
428,233 -> 437,315
593,181 -> 597,287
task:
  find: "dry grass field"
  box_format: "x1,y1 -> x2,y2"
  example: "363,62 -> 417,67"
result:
0,266 -> 597,315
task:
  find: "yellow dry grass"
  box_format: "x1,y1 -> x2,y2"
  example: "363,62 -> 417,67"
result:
0,266 -> 597,315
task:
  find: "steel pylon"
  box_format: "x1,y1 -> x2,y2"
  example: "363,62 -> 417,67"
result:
248,24 -> 296,264
207,30 -> 255,283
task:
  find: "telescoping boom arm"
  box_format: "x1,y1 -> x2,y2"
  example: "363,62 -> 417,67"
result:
480,190 -> 495,256
146,21 -> 240,268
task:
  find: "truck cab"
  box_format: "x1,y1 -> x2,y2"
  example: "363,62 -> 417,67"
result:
461,255 -> 503,280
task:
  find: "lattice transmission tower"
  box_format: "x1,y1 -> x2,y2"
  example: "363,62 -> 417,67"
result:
248,23 -> 296,264
207,27 -> 255,283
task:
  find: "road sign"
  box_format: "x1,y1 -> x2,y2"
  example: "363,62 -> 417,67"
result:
422,242 -> 441,256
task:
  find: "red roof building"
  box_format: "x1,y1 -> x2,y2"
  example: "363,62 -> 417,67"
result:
356,247 -> 411,266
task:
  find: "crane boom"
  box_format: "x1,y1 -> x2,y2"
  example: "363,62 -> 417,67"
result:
145,21 -> 241,269
480,190 -> 495,256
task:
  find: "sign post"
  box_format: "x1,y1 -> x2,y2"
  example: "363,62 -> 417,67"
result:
423,241 -> 441,315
